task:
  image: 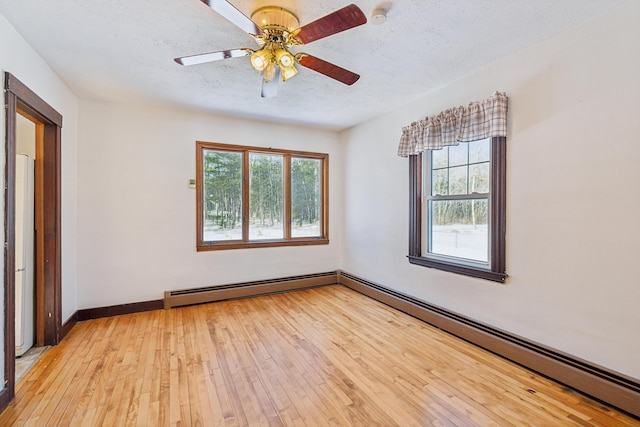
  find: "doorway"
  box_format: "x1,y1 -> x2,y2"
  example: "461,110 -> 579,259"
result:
1,72 -> 62,410
14,114 -> 48,383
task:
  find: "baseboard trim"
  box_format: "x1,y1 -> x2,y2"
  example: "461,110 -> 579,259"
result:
336,270 -> 640,418
61,312 -> 77,339
77,300 -> 164,321
0,389 -> 13,418
163,271 -> 338,309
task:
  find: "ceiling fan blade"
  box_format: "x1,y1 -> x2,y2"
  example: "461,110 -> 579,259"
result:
174,48 -> 252,66
261,67 -> 281,98
296,53 -> 360,85
292,4 -> 367,45
200,0 -> 262,35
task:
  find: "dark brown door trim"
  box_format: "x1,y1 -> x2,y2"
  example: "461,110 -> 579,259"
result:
1,72 -> 63,412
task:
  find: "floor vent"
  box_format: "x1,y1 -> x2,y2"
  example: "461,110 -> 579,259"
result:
164,271 -> 338,309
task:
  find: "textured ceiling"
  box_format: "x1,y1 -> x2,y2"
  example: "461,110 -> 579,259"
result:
0,0 -> 627,130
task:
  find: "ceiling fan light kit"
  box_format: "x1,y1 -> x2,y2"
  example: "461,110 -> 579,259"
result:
248,6 -> 300,82
175,1 -> 368,97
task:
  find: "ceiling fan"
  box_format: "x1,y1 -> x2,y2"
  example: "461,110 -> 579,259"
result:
174,1 -> 367,97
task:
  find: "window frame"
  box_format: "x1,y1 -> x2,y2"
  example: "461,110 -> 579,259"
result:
408,136 -> 507,282
196,141 -> 329,251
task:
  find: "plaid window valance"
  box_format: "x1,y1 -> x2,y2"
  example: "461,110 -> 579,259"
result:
397,91 -> 508,157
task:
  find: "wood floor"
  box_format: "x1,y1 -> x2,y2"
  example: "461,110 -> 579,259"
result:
1,285 -> 637,426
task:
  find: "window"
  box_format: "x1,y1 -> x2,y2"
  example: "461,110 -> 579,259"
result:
408,137 -> 506,282
196,142 -> 328,250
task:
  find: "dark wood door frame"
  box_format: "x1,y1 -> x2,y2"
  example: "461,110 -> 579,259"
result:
1,72 -> 62,411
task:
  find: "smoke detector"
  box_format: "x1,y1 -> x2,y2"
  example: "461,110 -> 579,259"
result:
370,8 -> 387,25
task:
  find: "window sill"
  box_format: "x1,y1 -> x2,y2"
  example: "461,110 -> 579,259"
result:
408,255 -> 507,283
197,238 -> 329,251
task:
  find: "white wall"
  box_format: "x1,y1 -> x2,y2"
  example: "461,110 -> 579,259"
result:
340,2 -> 640,379
1,12 -> 79,386
76,101 -> 341,308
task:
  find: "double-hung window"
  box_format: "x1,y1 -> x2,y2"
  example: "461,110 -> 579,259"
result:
196,142 -> 328,250
401,92 -> 508,282
409,137 -> 506,282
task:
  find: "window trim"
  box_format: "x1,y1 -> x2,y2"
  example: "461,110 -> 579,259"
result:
196,141 -> 329,251
408,136 -> 507,282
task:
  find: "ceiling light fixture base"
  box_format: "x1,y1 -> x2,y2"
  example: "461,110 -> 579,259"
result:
251,7 -> 300,32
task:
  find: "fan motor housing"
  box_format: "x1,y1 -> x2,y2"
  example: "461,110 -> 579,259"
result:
251,6 -> 299,32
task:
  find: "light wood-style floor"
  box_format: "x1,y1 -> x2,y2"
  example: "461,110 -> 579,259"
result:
1,285 -> 637,426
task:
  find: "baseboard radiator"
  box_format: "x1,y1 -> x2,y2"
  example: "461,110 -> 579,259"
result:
163,271 -> 338,309
336,270 -> 640,418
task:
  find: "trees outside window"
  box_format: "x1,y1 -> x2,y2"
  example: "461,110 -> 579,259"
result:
291,158 -> 322,237
196,142 -> 328,250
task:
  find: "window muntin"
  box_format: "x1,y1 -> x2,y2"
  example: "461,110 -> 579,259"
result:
409,137 -> 506,282
425,138 -> 491,266
197,142 -> 328,251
